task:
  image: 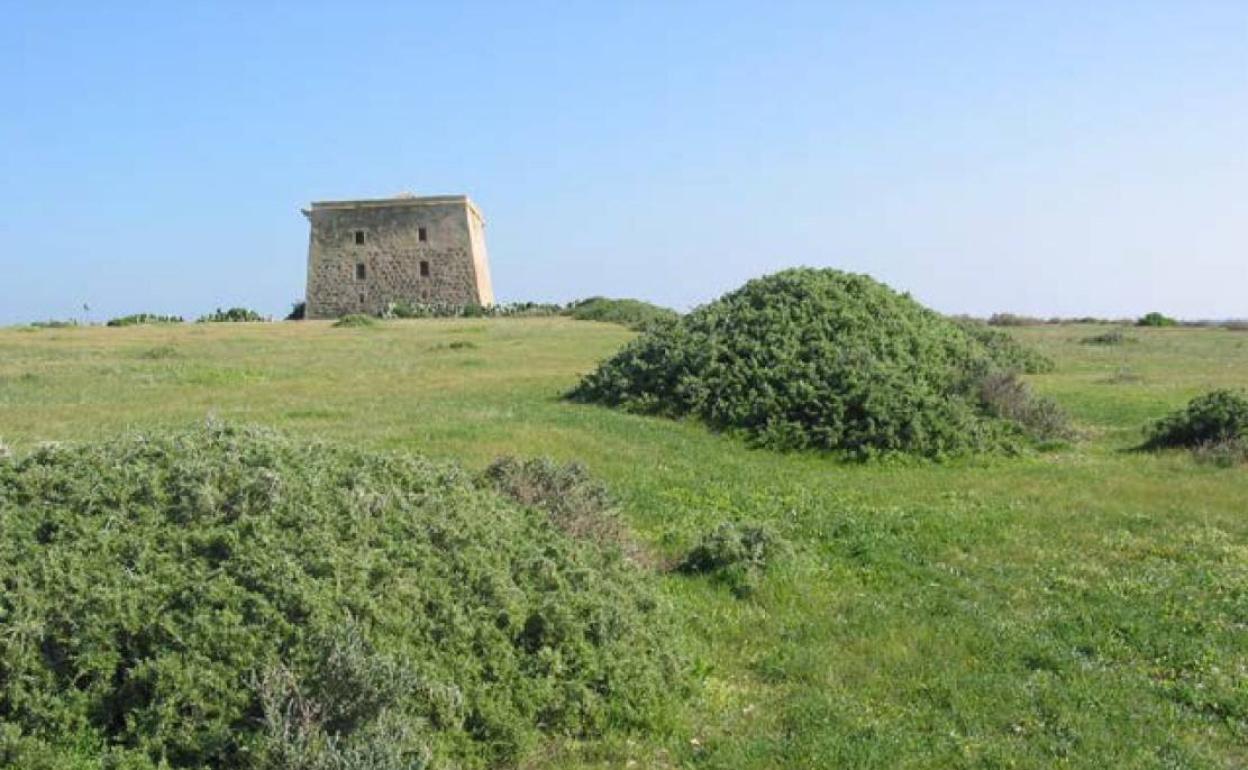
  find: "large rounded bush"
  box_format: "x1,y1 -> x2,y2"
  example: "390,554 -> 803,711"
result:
1146,389 -> 1248,448
0,425 -> 682,769
569,268 -> 1055,458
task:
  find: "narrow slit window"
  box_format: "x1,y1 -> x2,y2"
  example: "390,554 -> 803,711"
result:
354,230 -> 366,245
356,263 -> 367,280
418,227 -> 428,242
419,260 -> 430,277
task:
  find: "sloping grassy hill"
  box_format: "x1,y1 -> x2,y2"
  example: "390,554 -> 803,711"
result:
2,319 -> 1246,768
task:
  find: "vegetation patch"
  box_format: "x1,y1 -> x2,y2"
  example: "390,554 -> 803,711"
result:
107,313 -> 184,327
570,268 -> 1058,459
198,307 -> 267,323
1081,329 -> 1134,346
333,313 -> 377,328
1145,389 -> 1248,454
976,371 -> 1073,442
135,345 -> 180,360
1137,311 -> 1178,327
480,456 -> 645,563
679,522 -> 787,598
385,301 -> 563,319
949,317 -> 1054,374
564,297 -> 679,331
0,425 -> 684,769
987,313 -> 1044,327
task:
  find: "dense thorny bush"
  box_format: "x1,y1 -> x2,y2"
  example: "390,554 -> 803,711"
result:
569,268 -> 1058,459
679,523 -> 787,598
1145,389 -> 1248,450
198,307 -> 267,323
564,298 -> 679,331
0,425 -> 683,769
1137,312 -> 1178,327
107,313 -> 184,327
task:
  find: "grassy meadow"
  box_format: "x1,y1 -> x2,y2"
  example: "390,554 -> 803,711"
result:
1,319 -> 1246,768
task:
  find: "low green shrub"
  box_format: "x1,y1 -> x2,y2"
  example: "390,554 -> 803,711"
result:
679,522 -> 787,598
333,313 -> 377,328
286,301 -> 306,321
1081,329 -> 1134,346
198,307 -> 267,323
0,425 -> 683,768
570,268 -> 1058,459
1145,389 -> 1248,449
1137,312 -> 1178,327
564,297 -> 679,331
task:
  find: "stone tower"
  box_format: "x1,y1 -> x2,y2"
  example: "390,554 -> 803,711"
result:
302,194 -> 494,319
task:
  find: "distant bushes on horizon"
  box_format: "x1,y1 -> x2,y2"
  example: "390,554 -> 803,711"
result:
1137,312 -> 1178,328
564,297 -> 679,331
106,313 -> 184,327
197,307 -> 268,323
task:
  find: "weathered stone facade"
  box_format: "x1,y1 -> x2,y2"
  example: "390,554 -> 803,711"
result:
302,194 -> 494,319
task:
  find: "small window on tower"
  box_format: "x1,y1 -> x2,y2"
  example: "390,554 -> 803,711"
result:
354,230 -> 366,245
418,227 -> 428,242
419,260 -> 430,277
356,263 -> 367,280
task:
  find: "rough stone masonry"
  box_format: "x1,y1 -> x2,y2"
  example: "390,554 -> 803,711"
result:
302,194 -> 495,319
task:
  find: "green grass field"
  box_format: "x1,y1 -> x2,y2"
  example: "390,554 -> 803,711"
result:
2,319 -> 1246,769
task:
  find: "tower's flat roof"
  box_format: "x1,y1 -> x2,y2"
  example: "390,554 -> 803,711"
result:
306,194 -> 483,222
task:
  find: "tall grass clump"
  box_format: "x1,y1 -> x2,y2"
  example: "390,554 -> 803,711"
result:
570,268 -> 1059,459
333,313 -> 377,328
107,313 -> 184,327
564,297 -> 679,331
0,424 -> 684,769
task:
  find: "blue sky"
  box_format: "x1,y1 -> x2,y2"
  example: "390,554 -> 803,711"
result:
1,1 -> 1244,323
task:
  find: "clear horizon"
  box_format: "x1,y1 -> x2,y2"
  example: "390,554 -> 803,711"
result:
1,1 -> 1245,324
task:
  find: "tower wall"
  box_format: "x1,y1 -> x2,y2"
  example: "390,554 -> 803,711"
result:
303,195 -> 493,319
